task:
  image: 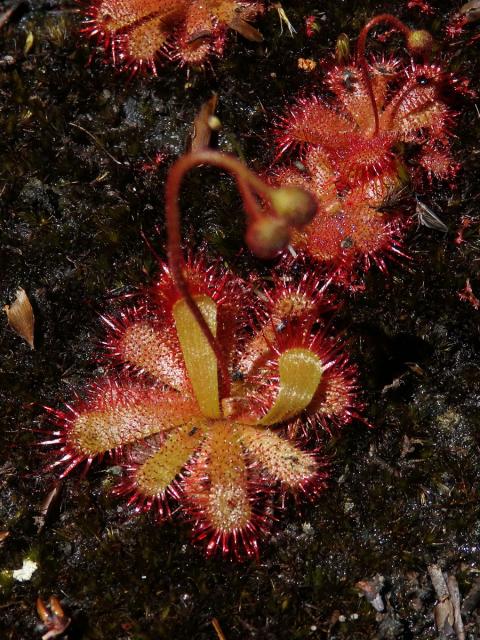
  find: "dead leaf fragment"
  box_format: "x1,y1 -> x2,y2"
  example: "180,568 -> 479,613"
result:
24,30 -> 34,54
229,16 -> 263,42
35,483 -> 62,531
4,287 -> 35,349
211,618 -> 227,640
428,564 -> 465,639
190,94 -> 219,152
459,1 -> 480,22
273,3 -> 296,36
355,574 -> 385,612
37,596 -> 71,640
297,58 -> 317,72
447,575 -> 465,640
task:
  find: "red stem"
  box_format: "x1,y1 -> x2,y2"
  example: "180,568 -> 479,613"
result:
165,150 -> 274,395
357,14 -> 411,136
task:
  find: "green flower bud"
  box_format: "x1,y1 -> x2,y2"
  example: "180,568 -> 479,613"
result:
406,29 -> 434,56
270,186 -> 318,228
246,218 -> 290,259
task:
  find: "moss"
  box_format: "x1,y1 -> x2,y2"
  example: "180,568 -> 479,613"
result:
1,0 -> 480,638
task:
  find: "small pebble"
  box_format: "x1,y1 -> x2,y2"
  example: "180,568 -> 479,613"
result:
0,55 -> 15,68
12,559 -> 38,582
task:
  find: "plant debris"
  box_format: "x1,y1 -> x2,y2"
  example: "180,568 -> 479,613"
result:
428,565 -> 465,640
3,288 -> 35,349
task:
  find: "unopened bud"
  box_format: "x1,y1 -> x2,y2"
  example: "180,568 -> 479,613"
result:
270,186 -> 318,228
406,29 -> 434,56
207,115 -> 222,131
246,218 -> 290,259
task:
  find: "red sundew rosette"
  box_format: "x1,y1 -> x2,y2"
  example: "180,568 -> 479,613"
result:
43,257 -> 360,559
269,29 -> 462,287
81,0 -> 264,74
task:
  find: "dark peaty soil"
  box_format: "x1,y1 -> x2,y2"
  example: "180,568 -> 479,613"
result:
1,0 -> 480,638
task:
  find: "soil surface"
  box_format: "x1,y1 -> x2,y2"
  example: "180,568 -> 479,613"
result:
1,1 -> 480,638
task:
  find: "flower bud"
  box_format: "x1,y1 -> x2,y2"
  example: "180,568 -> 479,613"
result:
406,29 -> 434,56
246,218 -> 290,259
269,186 -> 318,228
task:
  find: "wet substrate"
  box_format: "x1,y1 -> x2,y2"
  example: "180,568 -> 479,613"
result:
1,1 -> 480,638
